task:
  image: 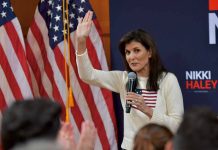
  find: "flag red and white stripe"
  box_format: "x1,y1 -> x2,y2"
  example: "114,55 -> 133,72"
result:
0,7 -> 33,147
0,15 -> 33,116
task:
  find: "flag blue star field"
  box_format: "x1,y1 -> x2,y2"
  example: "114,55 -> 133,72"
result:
26,0 -> 117,149
0,0 -> 15,26
0,0 -> 33,117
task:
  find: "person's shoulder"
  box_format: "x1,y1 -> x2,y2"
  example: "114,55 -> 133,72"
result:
160,72 -> 178,83
166,72 -> 177,79
122,70 -> 128,81
110,70 -> 127,76
111,70 -> 127,75
123,70 -> 128,76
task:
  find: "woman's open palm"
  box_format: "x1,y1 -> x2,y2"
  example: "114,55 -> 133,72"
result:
76,11 -> 93,40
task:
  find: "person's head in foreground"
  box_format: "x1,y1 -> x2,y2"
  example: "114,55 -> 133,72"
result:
1,98 -> 61,150
133,123 -> 173,150
173,107 -> 218,150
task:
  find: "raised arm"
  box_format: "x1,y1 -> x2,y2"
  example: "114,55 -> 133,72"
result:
75,11 -> 125,93
76,11 -> 93,54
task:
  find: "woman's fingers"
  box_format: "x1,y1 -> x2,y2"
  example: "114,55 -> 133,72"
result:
78,17 -> 82,24
76,11 -> 93,39
126,92 -> 146,111
83,11 -> 93,22
126,92 -> 143,102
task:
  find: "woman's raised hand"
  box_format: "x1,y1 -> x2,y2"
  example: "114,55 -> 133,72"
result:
76,11 -> 93,43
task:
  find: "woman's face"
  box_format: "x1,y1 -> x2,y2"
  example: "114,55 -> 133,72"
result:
125,41 -> 152,77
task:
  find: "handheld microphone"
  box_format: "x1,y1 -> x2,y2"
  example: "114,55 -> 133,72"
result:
126,72 -> 137,113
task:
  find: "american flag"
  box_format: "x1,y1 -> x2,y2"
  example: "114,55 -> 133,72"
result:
0,0 -> 33,115
0,1 -> 33,148
26,0 -> 117,149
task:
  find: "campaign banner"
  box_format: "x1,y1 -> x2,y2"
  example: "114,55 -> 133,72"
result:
110,0 -> 218,110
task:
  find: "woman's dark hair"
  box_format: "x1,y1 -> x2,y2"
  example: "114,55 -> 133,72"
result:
119,29 -> 167,91
133,123 -> 173,150
1,98 -> 62,150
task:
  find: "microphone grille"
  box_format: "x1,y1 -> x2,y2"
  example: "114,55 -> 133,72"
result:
128,72 -> 136,79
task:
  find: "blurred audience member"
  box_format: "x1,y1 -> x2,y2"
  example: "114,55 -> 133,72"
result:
12,139 -> 61,150
173,107 -> 218,150
133,123 -> 173,150
1,98 -> 97,150
1,98 -> 61,150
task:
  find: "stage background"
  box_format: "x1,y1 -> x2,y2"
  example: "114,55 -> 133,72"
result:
110,0 -> 218,149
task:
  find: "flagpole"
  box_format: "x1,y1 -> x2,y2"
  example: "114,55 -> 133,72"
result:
62,0 -> 70,123
66,0 -> 74,108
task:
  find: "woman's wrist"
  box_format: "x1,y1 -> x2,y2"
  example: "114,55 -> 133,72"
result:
144,107 -> 153,119
77,39 -> 87,54
77,36 -> 86,43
